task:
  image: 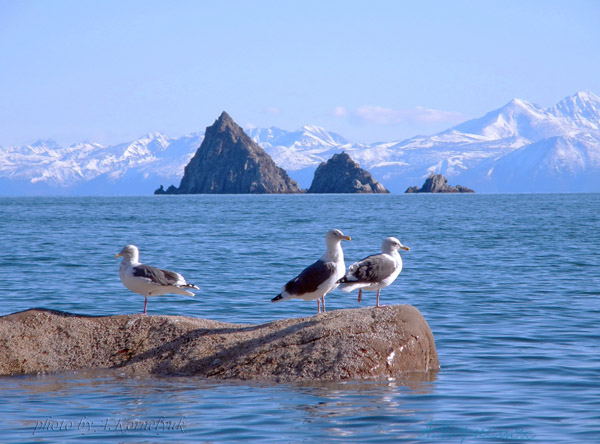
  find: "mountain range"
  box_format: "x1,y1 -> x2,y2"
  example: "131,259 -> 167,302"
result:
1,90 -> 599,195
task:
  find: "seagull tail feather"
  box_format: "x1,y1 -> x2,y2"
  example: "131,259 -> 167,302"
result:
338,282 -> 365,293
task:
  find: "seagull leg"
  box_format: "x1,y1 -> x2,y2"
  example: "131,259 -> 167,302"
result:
375,290 -> 386,308
143,296 -> 148,315
322,296 -> 326,312
317,299 -> 321,313
358,289 -> 362,303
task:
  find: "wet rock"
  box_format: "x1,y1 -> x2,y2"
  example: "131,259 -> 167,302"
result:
0,305 -> 438,381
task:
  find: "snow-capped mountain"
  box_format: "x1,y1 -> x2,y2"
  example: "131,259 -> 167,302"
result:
434,91 -> 600,192
0,132 -> 203,195
447,98 -> 568,141
1,90 -> 599,194
467,134 -> 600,193
548,90 -> 600,130
248,124 -> 350,150
357,91 -> 600,192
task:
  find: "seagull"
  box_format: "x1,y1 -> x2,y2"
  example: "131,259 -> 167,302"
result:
338,237 -> 409,308
115,244 -> 199,315
271,229 -> 351,313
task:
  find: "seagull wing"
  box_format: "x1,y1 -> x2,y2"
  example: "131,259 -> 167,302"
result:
132,264 -> 185,287
284,260 -> 337,296
343,254 -> 397,284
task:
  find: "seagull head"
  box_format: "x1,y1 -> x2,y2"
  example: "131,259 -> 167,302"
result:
115,244 -> 140,262
382,237 -> 410,254
326,229 -> 351,245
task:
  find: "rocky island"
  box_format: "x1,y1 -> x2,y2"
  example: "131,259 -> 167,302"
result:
0,305 -> 438,381
308,152 -> 389,194
405,174 -> 474,193
155,112 -> 300,194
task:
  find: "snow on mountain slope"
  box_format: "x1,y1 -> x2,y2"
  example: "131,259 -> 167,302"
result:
0,133 -> 203,195
247,124 -> 367,187
447,98 -> 569,141
245,127 -> 288,147
547,90 -> 600,130
354,91 -> 600,192
248,124 -> 350,149
463,133 -> 600,192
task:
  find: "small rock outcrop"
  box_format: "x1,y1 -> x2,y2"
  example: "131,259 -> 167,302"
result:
0,306 -> 439,381
308,152 -> 389,194
154,184 -> 178,195
156,112 -> 300,194
405,174 -> 474,193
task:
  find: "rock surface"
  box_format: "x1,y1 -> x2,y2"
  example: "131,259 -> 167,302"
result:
308,152 -> 389,194
405,174 -> 474,193
156,112 -> 300,194
0,306 -> 438,381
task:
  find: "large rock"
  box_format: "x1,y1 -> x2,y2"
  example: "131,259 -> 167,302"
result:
0,306 -> 439,381
157,112 -> 300,194
308,152 -> 389,194
405,174 -> 474,193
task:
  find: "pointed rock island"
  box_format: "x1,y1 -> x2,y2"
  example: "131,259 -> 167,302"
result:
308,152 -> 389,194
156,112 -> 300,194
0,306 -> 439,381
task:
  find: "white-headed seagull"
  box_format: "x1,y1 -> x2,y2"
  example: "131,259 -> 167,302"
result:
272,229 -> 351,313
116,244 -> 199,315
338,237 -> 409,308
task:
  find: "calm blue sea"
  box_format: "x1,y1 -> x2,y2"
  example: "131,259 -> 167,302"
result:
1,194 -> 599,443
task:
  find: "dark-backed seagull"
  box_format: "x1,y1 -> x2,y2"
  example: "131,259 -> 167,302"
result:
271,229 -> 351,313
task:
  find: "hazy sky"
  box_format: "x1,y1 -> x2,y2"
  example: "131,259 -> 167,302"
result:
1,0 -> 599,146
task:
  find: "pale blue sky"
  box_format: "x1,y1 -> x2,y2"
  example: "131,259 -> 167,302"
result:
1,0 -> 599,146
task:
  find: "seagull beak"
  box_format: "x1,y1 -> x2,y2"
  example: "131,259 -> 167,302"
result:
115,253 -> 121,258
401,246 -> 410,251
343,235 -> 351,241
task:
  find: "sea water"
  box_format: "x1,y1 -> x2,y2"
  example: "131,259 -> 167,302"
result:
0,194 -> 598,443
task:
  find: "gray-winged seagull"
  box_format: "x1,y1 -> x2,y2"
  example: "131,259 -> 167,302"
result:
116,244 -> 199,314
338,237 -> 409,307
